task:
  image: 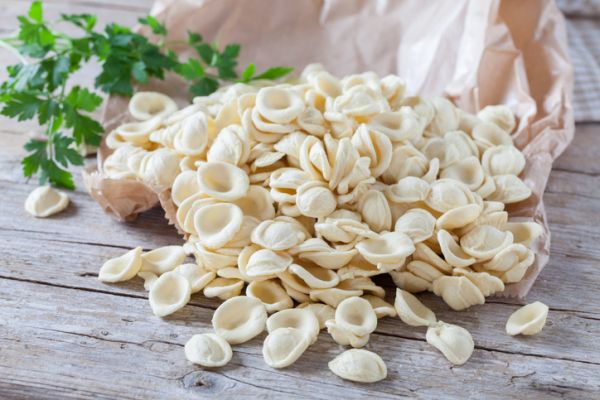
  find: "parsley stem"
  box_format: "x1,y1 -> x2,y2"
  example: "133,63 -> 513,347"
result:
0,39 -> 29,65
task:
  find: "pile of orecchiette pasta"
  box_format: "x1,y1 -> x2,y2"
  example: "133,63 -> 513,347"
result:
97,64 -> 549,382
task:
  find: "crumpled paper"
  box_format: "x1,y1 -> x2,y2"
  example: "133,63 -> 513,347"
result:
83,0 -> 574,297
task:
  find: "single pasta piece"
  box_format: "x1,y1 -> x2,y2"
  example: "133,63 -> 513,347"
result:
24,186 -> 69,218
184,333 -> 232,367
506,301 -> 549,336
328,349 -> 387,383
426,321 -> 474,365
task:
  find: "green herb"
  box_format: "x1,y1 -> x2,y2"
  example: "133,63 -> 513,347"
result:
0,1 -> 293,189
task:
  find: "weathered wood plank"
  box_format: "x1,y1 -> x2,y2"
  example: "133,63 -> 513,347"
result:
2,278 -> 599,400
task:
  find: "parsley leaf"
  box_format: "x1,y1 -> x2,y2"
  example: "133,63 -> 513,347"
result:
252,66 -> 294,81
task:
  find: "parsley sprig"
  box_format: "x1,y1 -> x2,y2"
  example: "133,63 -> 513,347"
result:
0,2 -> 293,189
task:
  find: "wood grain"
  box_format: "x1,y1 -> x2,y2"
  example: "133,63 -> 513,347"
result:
0,0 -> 599,399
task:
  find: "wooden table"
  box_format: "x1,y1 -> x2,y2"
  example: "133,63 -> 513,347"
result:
1,1 -> 599,399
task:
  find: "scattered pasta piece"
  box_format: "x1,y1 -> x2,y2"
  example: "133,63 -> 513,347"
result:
24,186 -> 69,218
263,327 -> 311,368
149,271 -> 192,317
328,349 -> 387,383
426,321 -> 474,365
394,288 -> 436,327
98,247 -> 143,283
506,301 -> 549,336
185,333 -> 232,367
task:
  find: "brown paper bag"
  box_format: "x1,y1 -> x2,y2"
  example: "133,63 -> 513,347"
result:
84,0 -> 574,297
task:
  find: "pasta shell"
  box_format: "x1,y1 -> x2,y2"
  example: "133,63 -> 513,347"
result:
207,125 -> 250,165
328,349 -> 387,383
394,289 -> 437,327
432,276 -> 485,311
296,303 -> 335,329
148,271 -> 192,317
246,279 -> 294,313
413,242 -> 452,273
267,308 -> 320,344
505,221 -> 544,247
437,230 -> 476,268
406,260 -> 445,283
196,161 -> 249,201
128,91 -> 177,120
203,278 -> 244,300
389,271 -> 431,293
363,295 -> 396,318
481,145 -> 525,176
98,247 -> 143,282
188,240 -> 239,270
193,203 -> 244,249
140,246 -> 186,275
499,250 -> 535,283
386,177 -> 430,203
307,70 -> 342,98
290,238 -> 357,270
273,131 -> 309,167
184,333 -> 232,367
251,218 -> 307,251
232,185 -> 275,221
116,116 -> 162,146
426,322 -> 474,365
427,97 -> 459,135
309,287 -> 363,307
333,85 -> 389,118
139,148 -> 181,190
368,107 -> 421,142
453,268 -> 504,296
355,231 -> 415,267
476,174 -> 497,198
506,301 -> 549,336
256,87 -> 305,124
425,179 -> 476,213
263,327 -> 312,368
335,297 -> 377,337
357,190 -> 392,232
440,156 -> 484,191
394,208 -> 436,243
477,105 -> 516,133
487,175 -> 532,204
325,320 -> 370,348
472,122 -> 513,149
337,277 -> 385,298
173,263 -> 215,293
288,262 -> 340,289
246,249 -> 293,277
297,107 -> 327,136
24,186 -> 70,218
380,74 -> 406,105
436,203 -> 482,230
483,243 -> 533,272
212,296 -> 267,344
351,125 -> 392,178
382,145 -> 428,184
460,225 -> 513,260
296,181 -> 337,218
174,113 -> 211,156
171,170 -> 201,207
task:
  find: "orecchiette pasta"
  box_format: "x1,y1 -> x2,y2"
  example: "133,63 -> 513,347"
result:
149,271 -> 192,317
212,296 -> 267,344
505,301 -> 549,336
24,186 -> 70,218
101,65 -> 543,376
426,322 -> 474,365
394,289 -> 437,327
99,247 -> 143,283
328,349 -> 387,383
185,333 -> 233,367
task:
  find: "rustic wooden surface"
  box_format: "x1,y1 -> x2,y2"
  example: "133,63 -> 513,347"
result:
1,1 -> 600,399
